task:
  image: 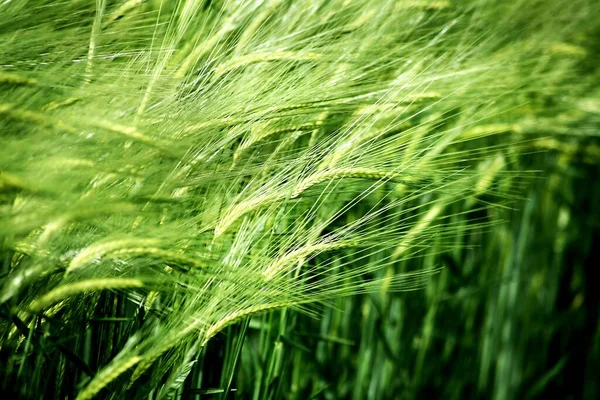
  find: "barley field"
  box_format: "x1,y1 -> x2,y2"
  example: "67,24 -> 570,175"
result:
1,1 -> 599,399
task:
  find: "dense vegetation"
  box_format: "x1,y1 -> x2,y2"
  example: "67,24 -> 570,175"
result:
1,0 -> 599,399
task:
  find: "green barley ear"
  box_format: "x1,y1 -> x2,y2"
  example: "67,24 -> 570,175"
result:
28,278 -> 145,313
0,0 -> 598,398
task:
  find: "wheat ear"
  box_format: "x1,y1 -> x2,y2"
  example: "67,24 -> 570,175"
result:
263,241 -> 356,280
0,104 -> 77,133
102,0 -> 144,28
396,1 -> 452,11
67,239 -> 160,273
234,0 -> 285,54
107,247 -> 207,270
29,278 -> 144,313
214,192 -> 287,237
214,51 -> 321,78
0,72 -> 36,86
131,301 -> 294,383
76,356 -> 142,400
234,122 -> 320,161
292,167 -> 401,199
391,201 -> 447,260
460,123 -> 517,140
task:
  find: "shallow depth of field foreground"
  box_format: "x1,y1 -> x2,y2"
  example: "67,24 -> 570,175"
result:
1,0 -> 599,399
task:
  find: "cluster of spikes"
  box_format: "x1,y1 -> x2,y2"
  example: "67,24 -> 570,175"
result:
0,0 -> 598,398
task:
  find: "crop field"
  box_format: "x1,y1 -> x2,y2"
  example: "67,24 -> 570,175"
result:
1,1 -> 599,399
